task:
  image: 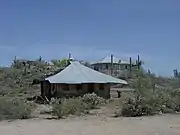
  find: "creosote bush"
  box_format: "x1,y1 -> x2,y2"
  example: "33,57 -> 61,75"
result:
0,97 -> 33,120
120,71 -> 180,117
82,93 -> 106,109
52,93 -> 107,118
121,93 -> 157,117
52,98 -> 90,118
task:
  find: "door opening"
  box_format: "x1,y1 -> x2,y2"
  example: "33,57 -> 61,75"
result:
88,84 -> 94,93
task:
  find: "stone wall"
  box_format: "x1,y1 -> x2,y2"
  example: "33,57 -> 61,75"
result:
48,83 -> 110,99
94,83 -> 110,99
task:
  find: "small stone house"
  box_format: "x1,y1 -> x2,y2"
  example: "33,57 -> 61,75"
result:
41,61 -> 127,99
91,54 -> 132,76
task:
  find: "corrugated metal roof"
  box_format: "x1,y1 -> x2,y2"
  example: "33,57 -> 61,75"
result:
91,55 -> 130,65
45,61 -> 128,84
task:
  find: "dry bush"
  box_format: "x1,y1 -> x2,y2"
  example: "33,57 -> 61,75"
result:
0,59 -> 60,98
82,93 -> 106,109
0,97 -> 34,120
121,93 -> 157,117
52,93 -> 107,118
119,71 -> 180,117
121,90 -> 180,117
52,98 -> 90,118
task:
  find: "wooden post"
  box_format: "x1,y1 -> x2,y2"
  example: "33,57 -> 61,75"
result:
111,54 -> 113,75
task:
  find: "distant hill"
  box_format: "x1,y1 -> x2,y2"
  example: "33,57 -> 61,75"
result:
0,58 -> 180,99
0,59 -> 61,98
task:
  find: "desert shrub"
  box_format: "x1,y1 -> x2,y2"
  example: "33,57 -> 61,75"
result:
50,97 -> 61,105
120,73 -> 180,117
0,97 -> 33,120
52,98 -> 89,118
52,93 -> 107,118
82,93 -> 106,109
121,93 -> 158,117
167,89 -> 180,111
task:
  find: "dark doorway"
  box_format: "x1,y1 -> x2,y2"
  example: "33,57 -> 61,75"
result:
41,80 -> 51,100
88,83 -> 94,93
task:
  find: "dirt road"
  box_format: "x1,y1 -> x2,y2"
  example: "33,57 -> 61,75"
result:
0,114 -> 180,135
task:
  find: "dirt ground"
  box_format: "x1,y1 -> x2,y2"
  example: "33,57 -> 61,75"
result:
0,114 -> 180,135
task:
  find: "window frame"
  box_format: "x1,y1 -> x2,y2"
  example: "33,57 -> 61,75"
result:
62,84 -> 69,91
99,84 -> 104,90
76,84 -> 82,91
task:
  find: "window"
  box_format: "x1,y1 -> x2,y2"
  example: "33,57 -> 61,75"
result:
52,84 -> 55,90
99,84 -> 104,90
51,84 -> 57,96
76,84 -> 82,91
52,84 -> 57,91
106,64 -> 108,69
102,64 -> 106,70
62,84 -> 69,91
114,64 -> 118,70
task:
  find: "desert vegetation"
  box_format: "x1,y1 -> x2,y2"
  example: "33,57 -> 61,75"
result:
52,93 -> 106,118
118,70 -> 180,117
0,96 -> 34,120
0,57 -> 180,120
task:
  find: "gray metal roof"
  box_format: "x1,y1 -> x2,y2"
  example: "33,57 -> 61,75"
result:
91,55 -> 130,65
45,61 -> 128,84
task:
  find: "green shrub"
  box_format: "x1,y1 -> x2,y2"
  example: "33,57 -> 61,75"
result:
121,93 -> 157,117
82,93 -> 106,109
50,97 -> 61,105
119,73 -> 180,117
52,93 -> 107,118
0,97 -> 33,120
52,98 -> 89,118
120,89 -> 180,117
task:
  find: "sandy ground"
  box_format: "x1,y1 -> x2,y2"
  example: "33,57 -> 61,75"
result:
0,114 -> 180,135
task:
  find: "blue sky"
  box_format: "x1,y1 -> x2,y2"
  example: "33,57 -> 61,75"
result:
0,0 -> 180,76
